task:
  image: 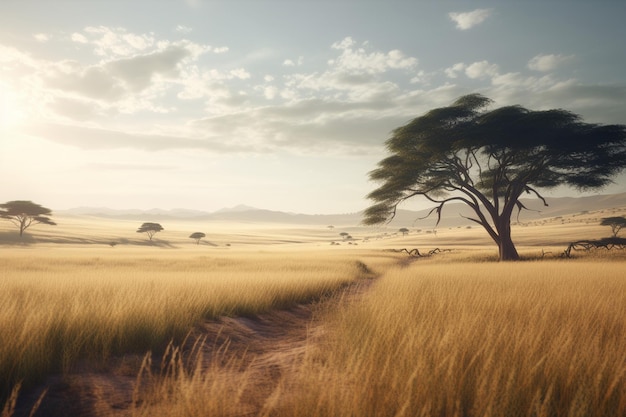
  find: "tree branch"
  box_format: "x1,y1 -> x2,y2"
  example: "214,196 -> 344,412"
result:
524,185 -> 549,207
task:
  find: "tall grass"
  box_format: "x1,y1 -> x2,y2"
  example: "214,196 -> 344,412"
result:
0,251 -> 366,399
277,261 -> 626,417
5,249 -> 625,416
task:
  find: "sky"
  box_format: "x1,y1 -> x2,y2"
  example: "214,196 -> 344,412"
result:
1,0 -> 626,214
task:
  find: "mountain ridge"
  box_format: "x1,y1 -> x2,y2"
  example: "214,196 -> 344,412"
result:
57,192 -> 626,227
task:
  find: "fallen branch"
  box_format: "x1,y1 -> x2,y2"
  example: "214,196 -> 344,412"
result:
387,248 -> 451,258
562,237 -> 626,258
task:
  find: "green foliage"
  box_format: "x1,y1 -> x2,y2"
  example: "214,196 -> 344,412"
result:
0,200 -> 56,237
364,94 -> 626,260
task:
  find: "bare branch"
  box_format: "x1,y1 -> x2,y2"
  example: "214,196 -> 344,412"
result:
524,185 -> 549,207
417,195 -> 476,227
459,213 -> 483,225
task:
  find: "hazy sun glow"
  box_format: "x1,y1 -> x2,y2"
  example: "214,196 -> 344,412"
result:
0,1 -> 625,213
0,84 -> 26,130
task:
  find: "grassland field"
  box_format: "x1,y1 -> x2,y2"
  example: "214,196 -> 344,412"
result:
1,206 -> 625,416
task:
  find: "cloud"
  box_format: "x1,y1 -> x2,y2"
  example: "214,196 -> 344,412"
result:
33,33 -> 50,42
229,68 -> 251,80
465,61 -> 499,79
449,9 -> 492,30
40,31 -> 212,112
491,81 -> 626,124
445,62 -> 466,78
70,33 -> 88,44
106,45 -> 192,91
81,26 -> 156,57
283,56 -> 304,67
4,28 -> 625,161
443,61 -> 499,79
86,163 -> 177,171
328,37 -> 417,75
528,53 -> 574,72
21,122 -> 248,153
47,96 -> 106,121
175,25 -> 193,34
262,86 -> 278,100
45,65 -> 127,101
189,100 -> 403,154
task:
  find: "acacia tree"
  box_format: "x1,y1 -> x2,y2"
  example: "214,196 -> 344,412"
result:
0,200 -> 56,237
189,232 -> 206,245
600,216 -> 626,237
364,94 -> 626,261
399,227 -> 409,236
136,222 -> 163,241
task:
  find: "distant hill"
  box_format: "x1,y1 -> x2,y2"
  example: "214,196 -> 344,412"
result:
62,207 -> 212,219
59,192 -> 626,227
214,204 -> 260,213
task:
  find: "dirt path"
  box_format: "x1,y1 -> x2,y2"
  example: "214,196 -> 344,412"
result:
15,277 -> 376,417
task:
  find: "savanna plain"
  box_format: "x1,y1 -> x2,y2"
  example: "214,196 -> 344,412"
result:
1,207 -> 625,417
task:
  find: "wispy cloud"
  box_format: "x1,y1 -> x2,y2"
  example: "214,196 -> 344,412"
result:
3,28 -> 625,158
88,163 -> 177,171
283,56 -> 303,67
175,25 -> 192,34
33,33 -> 50,42
528,53 -> 574,72
445,62 -> 466,79
449,9 -> 492,30
71,33 -> 89,44
445,60 -> 499,79
465,60 -> 499,79
329,37 -> 417,74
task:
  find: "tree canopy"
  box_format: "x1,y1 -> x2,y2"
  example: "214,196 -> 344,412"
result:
136,222 -> 164,241
0,200 -> 56,237
600,216 -> 626,237
189,232 -> 206,245
364,94 -> 626,260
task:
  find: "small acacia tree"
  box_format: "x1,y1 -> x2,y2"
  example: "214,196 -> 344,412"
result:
137,222 -> 163,241
364,94 -> 626,261
399,227 -> 409,236
0,200 -> 56,237
189,232 -> 206,245
600,216 -> 626,237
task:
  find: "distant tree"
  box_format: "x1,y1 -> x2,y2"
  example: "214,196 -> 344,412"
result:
339,232 -> 349,240
364,94 -> 626,261
136,222 -> 163,241
189,232 -> 206,245
0,200 -> 56,237
600,216 -> 626,237
327,225 -> 334,230
399,227 -> 409,236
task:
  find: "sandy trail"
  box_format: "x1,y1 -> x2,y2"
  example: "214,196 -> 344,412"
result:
15,277 -> 376,417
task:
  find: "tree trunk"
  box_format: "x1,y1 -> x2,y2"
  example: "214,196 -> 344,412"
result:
497,228 -> 520,261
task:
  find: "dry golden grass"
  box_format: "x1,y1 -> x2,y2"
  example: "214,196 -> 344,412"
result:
274,259 -> 626,417
2,208 -> 625,416
113,253 -> 626,417
0,249 -> 371,401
